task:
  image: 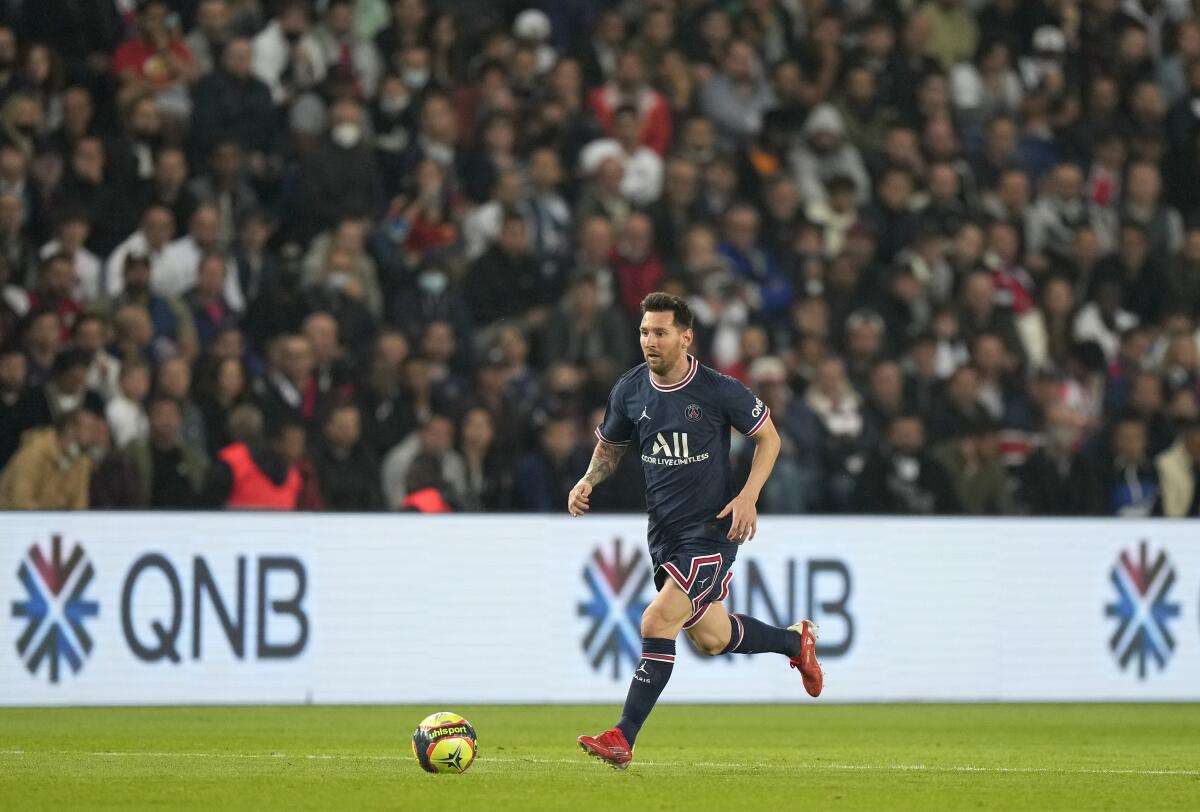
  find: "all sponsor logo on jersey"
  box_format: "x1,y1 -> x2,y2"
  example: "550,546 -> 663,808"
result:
642,432 -> 710,466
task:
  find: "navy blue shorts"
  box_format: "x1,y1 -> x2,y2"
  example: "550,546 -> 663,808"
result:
651,539 -> 738,630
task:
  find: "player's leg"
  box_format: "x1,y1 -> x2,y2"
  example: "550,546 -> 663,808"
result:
579,577 -> 693,767
683,582 -> 824,697
616,577 -> 693,743
687,600 -> 800,657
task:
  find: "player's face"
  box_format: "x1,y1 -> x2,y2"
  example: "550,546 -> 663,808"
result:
639,311 -> 691,375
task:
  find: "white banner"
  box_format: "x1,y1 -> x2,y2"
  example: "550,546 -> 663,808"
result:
2,514 -> 1198,705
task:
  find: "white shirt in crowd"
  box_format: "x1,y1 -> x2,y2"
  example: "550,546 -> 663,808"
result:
578,139 -> 664,206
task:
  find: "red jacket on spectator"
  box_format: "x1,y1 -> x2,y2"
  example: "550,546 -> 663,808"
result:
401,486 -> 453,513
610,249 -> 665,318
219,442 -> 301,510
588,85 -> 672,157
24,293 -> 82,342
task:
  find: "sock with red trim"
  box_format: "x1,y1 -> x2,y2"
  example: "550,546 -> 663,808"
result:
615,638 -> 675,746
720,614 -> 801,657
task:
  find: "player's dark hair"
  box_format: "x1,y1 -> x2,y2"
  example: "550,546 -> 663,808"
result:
640,292 -> 693,330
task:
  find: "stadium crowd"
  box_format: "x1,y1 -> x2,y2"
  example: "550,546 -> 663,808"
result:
2,0 -> 1200,516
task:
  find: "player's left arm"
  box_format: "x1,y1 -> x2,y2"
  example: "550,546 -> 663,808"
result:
717,417 -> 780,543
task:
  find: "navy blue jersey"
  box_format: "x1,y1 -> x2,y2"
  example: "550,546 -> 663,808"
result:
595,355 -> 771,552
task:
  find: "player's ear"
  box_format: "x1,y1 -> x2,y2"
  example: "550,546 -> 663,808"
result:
681,327 -> 694,350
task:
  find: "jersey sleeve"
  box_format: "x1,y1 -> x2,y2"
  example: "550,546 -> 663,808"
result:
595,379 -> 634,445
721,375 -> 771,436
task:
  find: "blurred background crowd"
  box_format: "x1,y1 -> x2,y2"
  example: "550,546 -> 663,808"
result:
2,0 -> 1200,516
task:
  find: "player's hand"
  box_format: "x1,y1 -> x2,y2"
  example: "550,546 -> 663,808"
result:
717,494 -> 757,543
568,479 -> 592,517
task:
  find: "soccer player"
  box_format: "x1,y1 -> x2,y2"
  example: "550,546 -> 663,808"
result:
570,292 -> 823,769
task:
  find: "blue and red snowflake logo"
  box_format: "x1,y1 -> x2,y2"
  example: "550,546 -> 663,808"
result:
1104,541 -> 1180,679
578,537 -> 651,679
11,534 -> 99,683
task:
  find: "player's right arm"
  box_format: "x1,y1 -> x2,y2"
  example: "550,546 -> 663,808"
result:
568,440 -> 627,516
569,377 -> 634,517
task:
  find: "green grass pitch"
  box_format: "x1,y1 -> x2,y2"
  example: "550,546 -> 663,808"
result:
1,704 -> 1198,810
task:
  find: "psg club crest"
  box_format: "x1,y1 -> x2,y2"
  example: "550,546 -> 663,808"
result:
684,404 -> 702,422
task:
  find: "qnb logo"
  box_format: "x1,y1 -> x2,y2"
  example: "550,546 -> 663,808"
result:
641,432 -> 709,467
578,537 -> 650,678
11,535 -> 99,683
1104,541 -> 1180,679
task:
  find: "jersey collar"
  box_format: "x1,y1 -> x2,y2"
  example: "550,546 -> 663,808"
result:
649,354 -> 698,393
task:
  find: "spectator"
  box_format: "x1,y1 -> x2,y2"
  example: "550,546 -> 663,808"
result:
457,405 -> 512,511
298,99 -> 383,238
106,206 -> 176,297
252,0 -> 326,107
0,342 -> 28,467
155,356 -> 206,452
718,204 -> 792,317
543,274 -> 632,367
1154,419 -> 1200,517
105,358 -> 150,449
187,141 -> 261,248
185,0 -> 233,78
611,214 -> 664,320
301,217 -> 383,319
466,212 -> 545,331
184,253 -> 236,350
790,104 -> 871,205
933,419 -> 1011,514
208,404 -> 302,510
919,0 -> 978,72
100,251 -> 198,362
381,413 -> 469,510
256,333 -> 322,429
514,415 -> 589,511
198,356 -> 254,455
314,0 -> 384,100
698,39 -> 773,145
357,331 -> 416,458
0,408 -> 105,509
313,400 -> 382,511
1095,416 -> 1160,516
587,50 -> 671,156
41,208 -> 102,304
399,451 -> 455,512
857,413 -> 960,514
579,105 -> 664,206
25,253 -> 82,340
127,396 -> 209,508
159,205 -> 245,312
111,0 -> 195,120
23,346 -> 104,429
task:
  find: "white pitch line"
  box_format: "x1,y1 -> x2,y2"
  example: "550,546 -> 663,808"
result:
0,750 -> 1197,777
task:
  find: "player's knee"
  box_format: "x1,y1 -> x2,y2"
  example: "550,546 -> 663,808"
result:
640,606 -> 680,638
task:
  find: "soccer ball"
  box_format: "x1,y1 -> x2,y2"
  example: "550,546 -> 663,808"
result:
412,711 -> 477,774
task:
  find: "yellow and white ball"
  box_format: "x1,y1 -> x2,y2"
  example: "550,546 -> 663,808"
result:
412,712 -> 477,774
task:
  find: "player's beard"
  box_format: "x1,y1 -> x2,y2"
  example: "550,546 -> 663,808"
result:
644,347 -> 678,375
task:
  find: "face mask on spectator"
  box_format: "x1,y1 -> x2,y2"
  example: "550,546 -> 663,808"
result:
326,271 -> 352,291
418,270 -> 448,296
379,95 -> 409,116
403,69 -> 430,90
332,122 -> 362,148
283,29 -> 303,45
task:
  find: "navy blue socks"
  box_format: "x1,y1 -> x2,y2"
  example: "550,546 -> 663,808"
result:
615,638 -> 675,746
720,614 -> 801,657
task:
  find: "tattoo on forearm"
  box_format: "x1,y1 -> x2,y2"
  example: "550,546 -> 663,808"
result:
583,441 -> 626,486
